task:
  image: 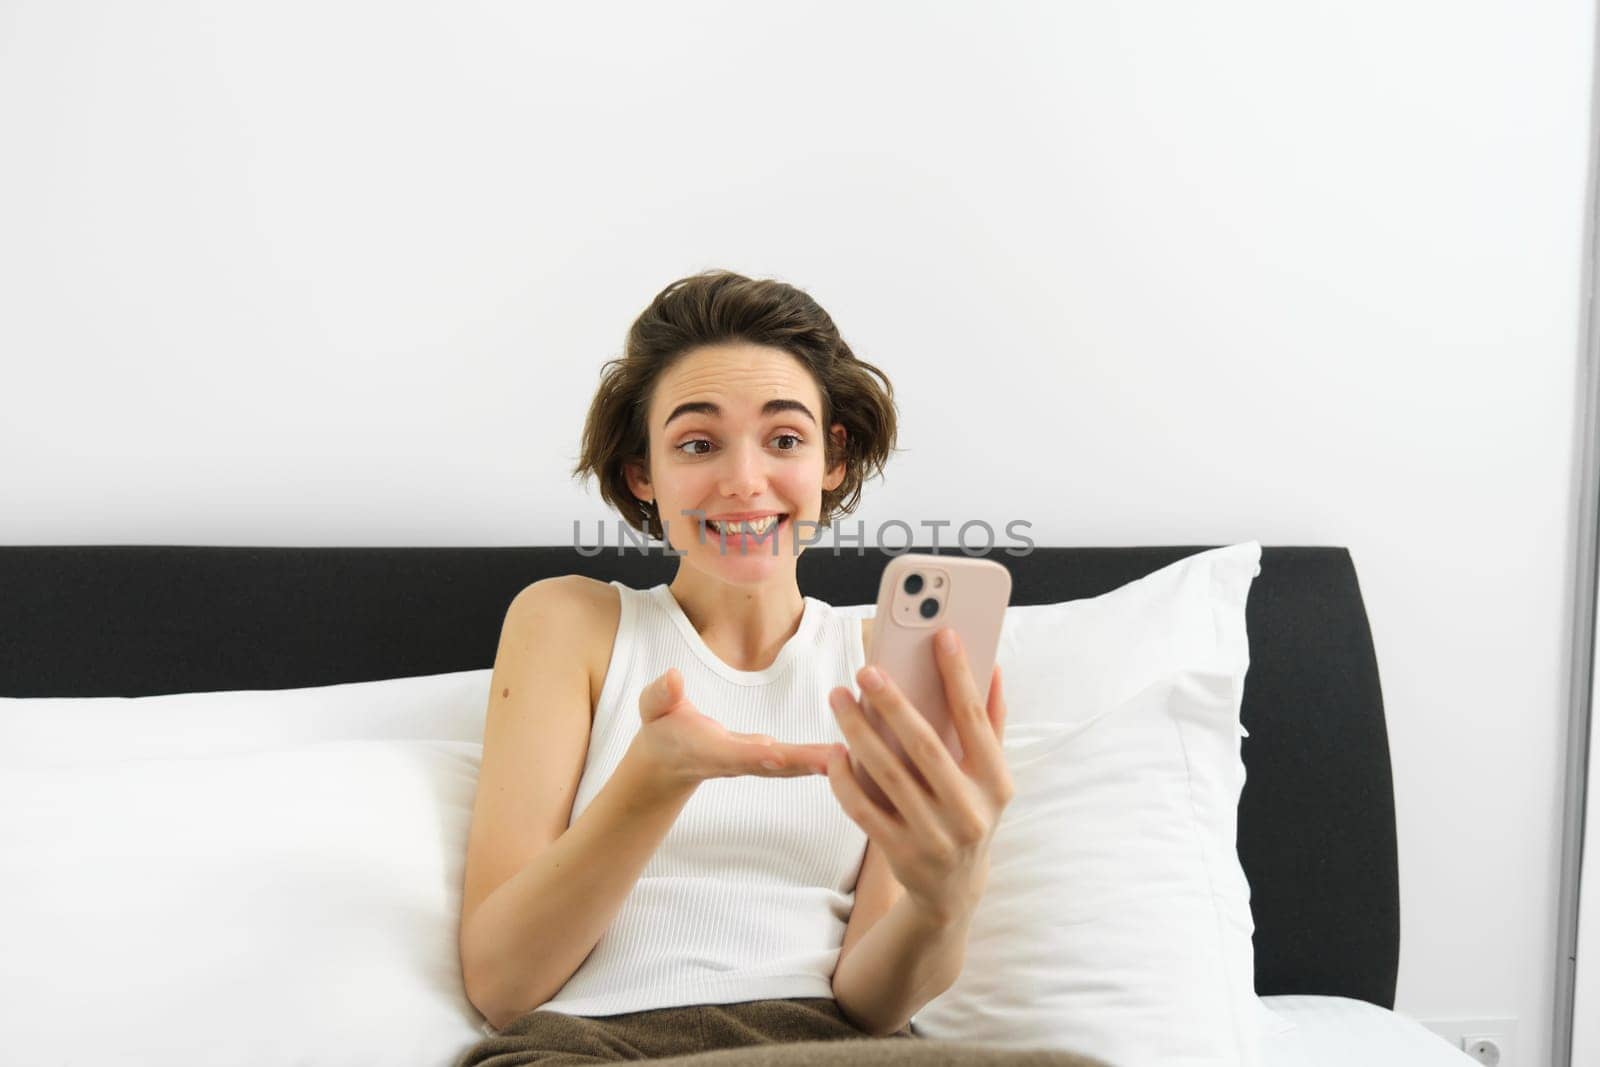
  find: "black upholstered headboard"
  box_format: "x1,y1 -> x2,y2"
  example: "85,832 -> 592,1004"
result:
0,543 -> 1398,1008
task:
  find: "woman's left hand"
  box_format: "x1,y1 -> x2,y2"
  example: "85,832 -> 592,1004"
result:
825,628 -> 1015,925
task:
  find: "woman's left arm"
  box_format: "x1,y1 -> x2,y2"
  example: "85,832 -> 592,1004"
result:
829,866 -> 981,1036
824,629 -> 1014,1038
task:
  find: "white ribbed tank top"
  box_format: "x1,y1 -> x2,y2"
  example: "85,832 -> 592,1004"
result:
534,580 -> 870,1017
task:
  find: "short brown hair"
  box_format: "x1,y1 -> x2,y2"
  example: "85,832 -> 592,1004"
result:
574,269 -> 898,541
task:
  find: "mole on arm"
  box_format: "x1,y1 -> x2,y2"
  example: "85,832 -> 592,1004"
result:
502,688 -> 510,698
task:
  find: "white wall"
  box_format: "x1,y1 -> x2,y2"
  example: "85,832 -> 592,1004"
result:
1576,658 -> 1598,1066
2,2 -> 1593,1063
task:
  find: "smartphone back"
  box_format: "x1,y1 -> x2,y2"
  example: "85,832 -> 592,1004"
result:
857,554 -> 1012,807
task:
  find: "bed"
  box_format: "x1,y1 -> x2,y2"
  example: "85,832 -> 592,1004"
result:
0,543 -> 1475,1065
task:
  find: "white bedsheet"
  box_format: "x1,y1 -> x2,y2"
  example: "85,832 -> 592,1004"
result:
1260,995 -> 1479,1066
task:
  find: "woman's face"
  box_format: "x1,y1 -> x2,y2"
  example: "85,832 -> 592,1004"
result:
627,343 -> 847,580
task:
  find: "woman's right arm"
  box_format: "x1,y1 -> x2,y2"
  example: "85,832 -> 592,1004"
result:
458,577 -> 697,1033
461,737 -> 698,1031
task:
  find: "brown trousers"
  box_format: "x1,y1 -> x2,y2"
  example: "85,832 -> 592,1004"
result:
453,997 -> 1110,1066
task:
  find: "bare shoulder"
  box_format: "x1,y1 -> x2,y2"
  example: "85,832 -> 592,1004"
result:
460,577 -> 616,944
517,575 -> 621,720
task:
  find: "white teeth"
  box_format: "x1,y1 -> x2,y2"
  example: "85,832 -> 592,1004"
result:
709,515 -> 781,535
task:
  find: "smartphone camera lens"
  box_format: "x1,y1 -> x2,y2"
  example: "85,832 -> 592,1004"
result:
919,597 -> 940,619
903,573 -> 924,595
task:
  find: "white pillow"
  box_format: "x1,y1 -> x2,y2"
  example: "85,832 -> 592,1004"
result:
0,738 -> 488,1067
0,668 -> 491,765
1,544 -> 1274,1067
842,541 -> 1269,1067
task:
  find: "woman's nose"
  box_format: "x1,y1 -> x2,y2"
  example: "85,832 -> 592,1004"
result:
719,439 -> 767,496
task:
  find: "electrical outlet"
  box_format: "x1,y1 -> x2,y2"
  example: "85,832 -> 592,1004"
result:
1417,1017 -> 1517,1067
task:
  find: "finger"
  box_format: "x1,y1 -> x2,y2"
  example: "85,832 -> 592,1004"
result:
853,665 -> 970,808
725,736 -> 830,775
771,741 -> 836,775
759,753 -> 829,778
716,736 -> 815,778
728,732 -> 791,772
727,731 -> 776,746
933,630 -> 1007,786
988,665 -> 1008,744
639,668 -> 683,721
988,666 -> 1016,800
829,686 -> 949,845
823,742 -> 900,843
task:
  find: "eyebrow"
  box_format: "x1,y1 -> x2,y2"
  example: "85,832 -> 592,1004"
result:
662,398 -> 817,430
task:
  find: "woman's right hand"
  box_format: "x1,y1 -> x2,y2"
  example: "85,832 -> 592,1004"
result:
630,668 -> 836,787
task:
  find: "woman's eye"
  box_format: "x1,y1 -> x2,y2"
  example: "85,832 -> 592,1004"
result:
673,434 -> 803,456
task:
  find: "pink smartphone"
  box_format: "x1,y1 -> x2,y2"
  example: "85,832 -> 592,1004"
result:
850,553 -> 1012,814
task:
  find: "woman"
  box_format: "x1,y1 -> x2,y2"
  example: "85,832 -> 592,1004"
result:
454,270 -> 1104,1066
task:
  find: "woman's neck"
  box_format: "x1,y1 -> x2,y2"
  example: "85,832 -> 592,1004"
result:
665,571 -> 806,673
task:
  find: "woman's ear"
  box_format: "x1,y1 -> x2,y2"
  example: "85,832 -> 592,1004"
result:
623,458 -> 652,502
823,424 -> 848,491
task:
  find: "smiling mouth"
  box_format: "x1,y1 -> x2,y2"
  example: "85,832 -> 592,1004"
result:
704,514 -> 788,537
